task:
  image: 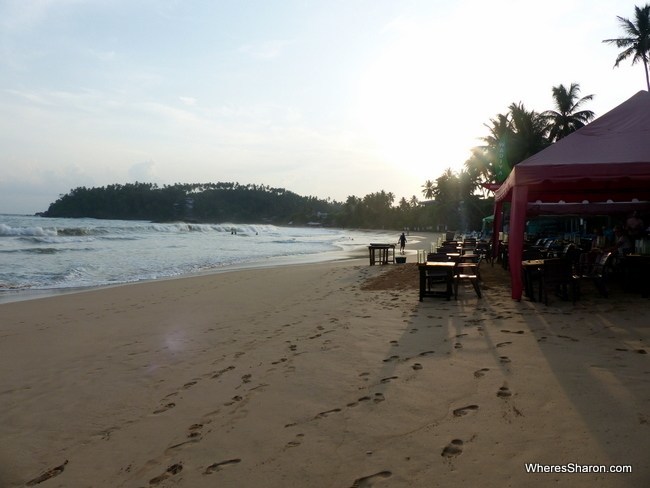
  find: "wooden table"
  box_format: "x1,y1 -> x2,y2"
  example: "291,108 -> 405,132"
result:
418,261 -> 456,301
368,244 -> 395,265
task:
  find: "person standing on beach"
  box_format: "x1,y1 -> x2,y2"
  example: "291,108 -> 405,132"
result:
398,232 -> 407,254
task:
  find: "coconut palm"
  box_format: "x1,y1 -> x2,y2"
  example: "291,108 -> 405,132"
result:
542,83 -> 595,142
508,102 -> 550,163
482,112 -> 514,182
602,4 -> 650,91
421,179 -> 435,200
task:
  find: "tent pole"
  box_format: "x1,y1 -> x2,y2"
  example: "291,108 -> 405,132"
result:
508,185 -> 528,300
492,201 -> 502,264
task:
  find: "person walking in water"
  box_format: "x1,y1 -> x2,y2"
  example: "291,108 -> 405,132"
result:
398,232 -> 407,254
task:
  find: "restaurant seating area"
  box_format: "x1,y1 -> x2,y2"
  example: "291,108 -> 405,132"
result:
516,233 -> 650,304
417,236 -> 489,301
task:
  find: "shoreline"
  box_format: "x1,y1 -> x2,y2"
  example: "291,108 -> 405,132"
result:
0,229 -> 439,305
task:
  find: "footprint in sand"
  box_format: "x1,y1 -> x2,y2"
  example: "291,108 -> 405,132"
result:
497,385 -> 512,398
373,392 -> 385,403
350,470 -> 392,487
347,396 -> 372,407
211,365 -> 235,379
203,459 -> 241,475
499,356 -> 511,364
165,437 -> 201,454
501,330 -> 525,334
224,395 -> 243,406
473,368 -> 490,378
241,374 -> 252,384
496,341 -> 512,348
149,463 -> 183,485
441,439 -> 464,458
412,363 -> 423,371
454,342 -> 463,349
453,405 -> 479,417
26,460 -> 68,486
188,423 -> 203,438
382,355 -> 400,363
418,350 -> 435,357
380,376 -> 398,384
153,403 -> 176,414
285,433 -> 304,448
315,408 -> 342,419
557,334 -> 579,342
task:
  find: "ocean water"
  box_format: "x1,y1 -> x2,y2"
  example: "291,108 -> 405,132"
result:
0,215 -> 400,302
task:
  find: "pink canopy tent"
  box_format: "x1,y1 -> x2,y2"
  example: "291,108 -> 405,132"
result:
492,90 -> 650,300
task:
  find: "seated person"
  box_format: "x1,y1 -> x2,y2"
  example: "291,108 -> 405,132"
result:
626,211 -> 645,240
611,225 -> 633,257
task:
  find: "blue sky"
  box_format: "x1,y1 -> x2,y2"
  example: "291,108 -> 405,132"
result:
0,0 -> 645,214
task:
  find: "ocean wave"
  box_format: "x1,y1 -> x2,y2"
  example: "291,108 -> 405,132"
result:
57,227 -> 104,236
147,222 -> 279,235
18,235 -> 96,244
0,247 -> 95,255
0,223 -> 58,237
23,248 -> 59,254
0,216 -> 402,298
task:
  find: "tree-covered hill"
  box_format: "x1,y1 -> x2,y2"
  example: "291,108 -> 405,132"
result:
41,181 -> 493,231
42,182 -> 336,225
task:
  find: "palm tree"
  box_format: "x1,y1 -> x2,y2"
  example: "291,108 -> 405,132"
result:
481,112 -> 513,182
602,4 -> 650,91
421,179 -> 435,200
542,83 -> 595,142
508,102 -> 550,163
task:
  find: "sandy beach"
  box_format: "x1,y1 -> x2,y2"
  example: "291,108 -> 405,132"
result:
1,255 -> 648,487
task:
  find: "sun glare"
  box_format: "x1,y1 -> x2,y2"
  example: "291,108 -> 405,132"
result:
352,26 -> 468,181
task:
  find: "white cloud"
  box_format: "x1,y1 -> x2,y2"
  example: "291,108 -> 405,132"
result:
128,160 -> 157,182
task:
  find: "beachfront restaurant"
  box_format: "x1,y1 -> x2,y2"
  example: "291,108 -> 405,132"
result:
490,90 -> 650,301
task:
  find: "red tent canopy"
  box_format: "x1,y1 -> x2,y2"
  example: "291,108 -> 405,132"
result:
492,90 -> 650,300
